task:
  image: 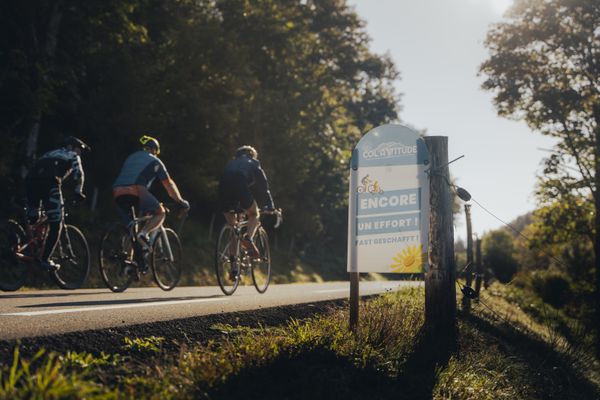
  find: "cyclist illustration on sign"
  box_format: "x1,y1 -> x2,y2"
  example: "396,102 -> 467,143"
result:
357,174 -> 384,194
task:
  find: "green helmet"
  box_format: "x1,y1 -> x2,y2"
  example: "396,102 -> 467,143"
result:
140,135 -> 160,155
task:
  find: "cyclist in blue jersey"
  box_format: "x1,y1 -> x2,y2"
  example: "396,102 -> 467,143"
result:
112,136 -> 190,250
218,145 -> 275,256
25,136 -> 90,272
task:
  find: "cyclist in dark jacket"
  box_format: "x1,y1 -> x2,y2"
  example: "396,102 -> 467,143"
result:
218,145 -> 274,256
25,136 -> 90,272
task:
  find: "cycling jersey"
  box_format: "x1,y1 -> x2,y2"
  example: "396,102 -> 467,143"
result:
112,150 -> 169,189
27,148 -> 84,194
219,155 -> 274,211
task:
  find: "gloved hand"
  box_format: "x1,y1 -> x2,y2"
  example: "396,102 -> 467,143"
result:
179,199 -> 190,209
75,192 -> 86,202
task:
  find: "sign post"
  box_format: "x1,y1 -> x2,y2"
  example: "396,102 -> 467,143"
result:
347,124 -> 430,331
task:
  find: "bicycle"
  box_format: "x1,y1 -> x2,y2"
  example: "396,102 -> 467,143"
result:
215,208 -> 282,295
0,207 -> 90,292
99,205 -> 187,293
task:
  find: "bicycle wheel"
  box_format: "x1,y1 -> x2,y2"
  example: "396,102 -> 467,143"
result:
51,225 -> 90,289
99,223 -> 134,292
152,228 -> 182,291
215,224 -> 240,295
251,227 -> 271,293
0,220 -> 29,291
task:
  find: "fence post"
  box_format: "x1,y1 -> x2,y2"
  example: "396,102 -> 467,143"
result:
474,236 -> 483,297
461,204 -> 473,312
424,136 -> 456,336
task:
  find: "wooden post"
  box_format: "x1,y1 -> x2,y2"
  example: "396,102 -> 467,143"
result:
474,236 -> 483,298
461,204 -> 473,312
349,272 -> 359,332
424,136 -> 456,336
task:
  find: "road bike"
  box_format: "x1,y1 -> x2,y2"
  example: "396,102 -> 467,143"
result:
215,208 -> 282,295
99,205 -> 188,293
0,207 -> 90,292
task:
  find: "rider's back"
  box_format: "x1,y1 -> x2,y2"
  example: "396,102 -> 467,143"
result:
28,148 -> 82,183
113,150 -> 168,189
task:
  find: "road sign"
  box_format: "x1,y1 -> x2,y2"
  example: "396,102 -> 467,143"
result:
347,124 -> 430,273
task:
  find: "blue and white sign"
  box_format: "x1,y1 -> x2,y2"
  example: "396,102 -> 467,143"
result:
347,124 -> 429,273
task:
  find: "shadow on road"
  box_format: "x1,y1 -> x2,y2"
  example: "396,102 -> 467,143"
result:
18,294 -> 225,308
0,291 -> 108,299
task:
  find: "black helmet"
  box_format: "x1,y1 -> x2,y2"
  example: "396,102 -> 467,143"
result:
140,135 -> 160,155
235,145 -> 258,159
63,136 -> 91,153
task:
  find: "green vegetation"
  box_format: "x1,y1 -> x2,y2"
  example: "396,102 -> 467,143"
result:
480,0 -> 600,352
1,288 -> 598,399
0,0 -> 400,282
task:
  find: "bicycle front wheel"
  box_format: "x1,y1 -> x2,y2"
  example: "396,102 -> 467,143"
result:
251,227 -> 271,293
152,228 -> 182,291
99,223 -> 134,292
51,225 -> 90,290
0,220 -> 29,292
215,225 -> 240,295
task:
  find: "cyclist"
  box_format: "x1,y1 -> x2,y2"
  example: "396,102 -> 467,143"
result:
112,135 -> 190,254
25,136 -> 90,272
218,145 -> 275,256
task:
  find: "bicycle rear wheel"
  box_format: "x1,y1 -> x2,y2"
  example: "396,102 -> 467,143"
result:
0,220 -> 29,292
152,228 -> 182,291
51,225 -> 90,290
251,227 -> 271,293
99,223 -> 134,292
215,225 -> 240,295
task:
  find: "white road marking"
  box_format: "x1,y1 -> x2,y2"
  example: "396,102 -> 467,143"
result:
314,288 -> 349,294
0,298 -> 228,317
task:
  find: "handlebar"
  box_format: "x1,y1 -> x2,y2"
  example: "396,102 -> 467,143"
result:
262,208 -> 283,229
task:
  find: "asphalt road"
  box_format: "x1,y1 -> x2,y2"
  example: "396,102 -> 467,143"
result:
0,281 -> 421,340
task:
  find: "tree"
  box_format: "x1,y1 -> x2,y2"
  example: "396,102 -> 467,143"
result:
483,230 -> 518,283
480,0 -> 600,354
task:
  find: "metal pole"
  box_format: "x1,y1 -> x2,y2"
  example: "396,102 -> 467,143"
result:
349,272 -> 359,332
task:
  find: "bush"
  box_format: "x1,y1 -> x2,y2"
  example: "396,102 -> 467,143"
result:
530,270 -> 572,309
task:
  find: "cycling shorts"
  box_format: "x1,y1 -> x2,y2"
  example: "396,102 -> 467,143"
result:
113,185 -> 162,218
218,173 -> 254,212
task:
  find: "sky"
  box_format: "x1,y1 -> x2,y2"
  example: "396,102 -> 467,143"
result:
347,0 -> 557,239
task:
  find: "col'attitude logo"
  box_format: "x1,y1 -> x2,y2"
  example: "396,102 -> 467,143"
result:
357,174 -> 383,194
362,142 -> 418,160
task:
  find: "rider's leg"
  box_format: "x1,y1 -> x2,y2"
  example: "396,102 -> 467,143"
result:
25,178 -> 44,228
41,185 -> 64,265
138,191 -> 165,244
245,201 -> 260,240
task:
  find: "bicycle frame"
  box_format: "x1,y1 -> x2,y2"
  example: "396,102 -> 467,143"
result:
127,212 -> 175,263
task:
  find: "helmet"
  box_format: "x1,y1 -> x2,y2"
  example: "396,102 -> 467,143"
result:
140,135 -> 160,155
63,136 -> 91,153
235,145 -> 258,159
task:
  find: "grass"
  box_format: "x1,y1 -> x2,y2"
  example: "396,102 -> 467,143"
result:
1,287 -> 599,399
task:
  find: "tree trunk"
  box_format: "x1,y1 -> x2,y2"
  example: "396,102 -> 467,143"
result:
594,106 -> 600,359
21,1 -> 64,178
462,204 -> 473,312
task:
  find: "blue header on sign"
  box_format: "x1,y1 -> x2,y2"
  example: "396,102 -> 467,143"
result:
351,124 -> 428,168
357,188 -> 421,216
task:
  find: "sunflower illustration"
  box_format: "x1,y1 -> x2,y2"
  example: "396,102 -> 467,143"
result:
390,245 -> 424,273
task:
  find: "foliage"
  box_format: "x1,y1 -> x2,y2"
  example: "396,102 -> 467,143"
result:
0,0 -> 400,272
482,229 -> 519,283
480,0 -> 600,346
122,336 -> 165,353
